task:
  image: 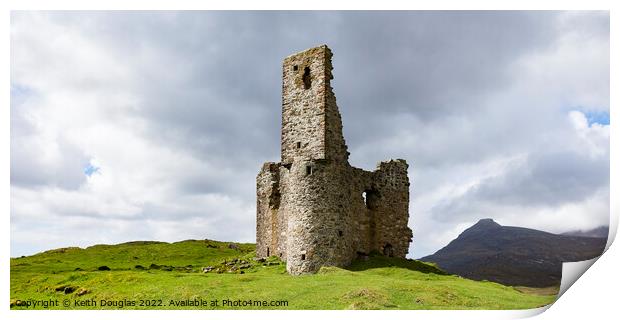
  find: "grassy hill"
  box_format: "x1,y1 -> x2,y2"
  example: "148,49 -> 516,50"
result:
10,239 -> 556,310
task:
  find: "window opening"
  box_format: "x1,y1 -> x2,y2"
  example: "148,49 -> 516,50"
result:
303,67 -> 311,89
383,243 -> 394,257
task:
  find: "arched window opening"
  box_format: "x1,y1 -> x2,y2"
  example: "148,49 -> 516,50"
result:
383,243 -> 394,257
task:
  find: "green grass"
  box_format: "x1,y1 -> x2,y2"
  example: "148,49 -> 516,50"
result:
10,239 -> 556,310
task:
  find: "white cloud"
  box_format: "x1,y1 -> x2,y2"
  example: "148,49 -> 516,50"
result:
11,12 -> 256,255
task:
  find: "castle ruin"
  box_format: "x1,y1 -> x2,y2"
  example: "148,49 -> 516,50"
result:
256,45 -> 413,275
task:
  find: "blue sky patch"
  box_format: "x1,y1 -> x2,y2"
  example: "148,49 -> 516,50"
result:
584,111 -> 610,126
84,163 -> 100,176
11,83 -> 34,107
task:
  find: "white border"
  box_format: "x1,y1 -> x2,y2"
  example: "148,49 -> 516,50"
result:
2,1 -> 616,320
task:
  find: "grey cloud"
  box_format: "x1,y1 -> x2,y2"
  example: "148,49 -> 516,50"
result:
10,93 -> 88,190
10,138 -> 88,190
478,152 -> 609,206
51,11 -> 565,165
432,151 -> 610,221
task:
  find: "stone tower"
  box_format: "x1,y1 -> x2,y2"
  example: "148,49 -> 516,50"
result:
257,45 -> 413,275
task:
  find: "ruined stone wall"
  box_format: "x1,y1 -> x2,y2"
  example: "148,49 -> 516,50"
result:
256,45 -> 413,275
281,47 -> 330,164
370,160 -> 413,257
256,162 -> 281,258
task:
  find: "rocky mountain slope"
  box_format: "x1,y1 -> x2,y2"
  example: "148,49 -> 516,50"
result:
561,225 -> 609,238
420,219 -> 606,287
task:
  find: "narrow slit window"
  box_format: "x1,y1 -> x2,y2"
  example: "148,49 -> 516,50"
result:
293,65 -> 298,71
338,230 -> 343,237
267,247 -> 270,256
296,142 -> 301,149
303,67 -> 311,89
301,254 -> 306,261
305,165 -> 313,175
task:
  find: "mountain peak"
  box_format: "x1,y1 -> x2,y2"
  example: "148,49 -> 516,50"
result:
472,218 -> 501,229
456,219 -> 502,238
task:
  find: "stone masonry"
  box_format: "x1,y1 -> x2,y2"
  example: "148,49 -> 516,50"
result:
256,45 -> 413,275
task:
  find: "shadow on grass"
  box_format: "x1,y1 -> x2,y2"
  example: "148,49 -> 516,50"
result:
346,254 -> 449,275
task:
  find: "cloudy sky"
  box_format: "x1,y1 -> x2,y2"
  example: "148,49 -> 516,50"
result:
11,11 -> 609,258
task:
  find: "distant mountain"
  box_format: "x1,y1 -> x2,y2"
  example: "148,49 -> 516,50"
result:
561,226 -> 609,238
420,219 -> 606,287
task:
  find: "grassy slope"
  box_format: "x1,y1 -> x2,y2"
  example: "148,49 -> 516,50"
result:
10,239 -> 556,310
